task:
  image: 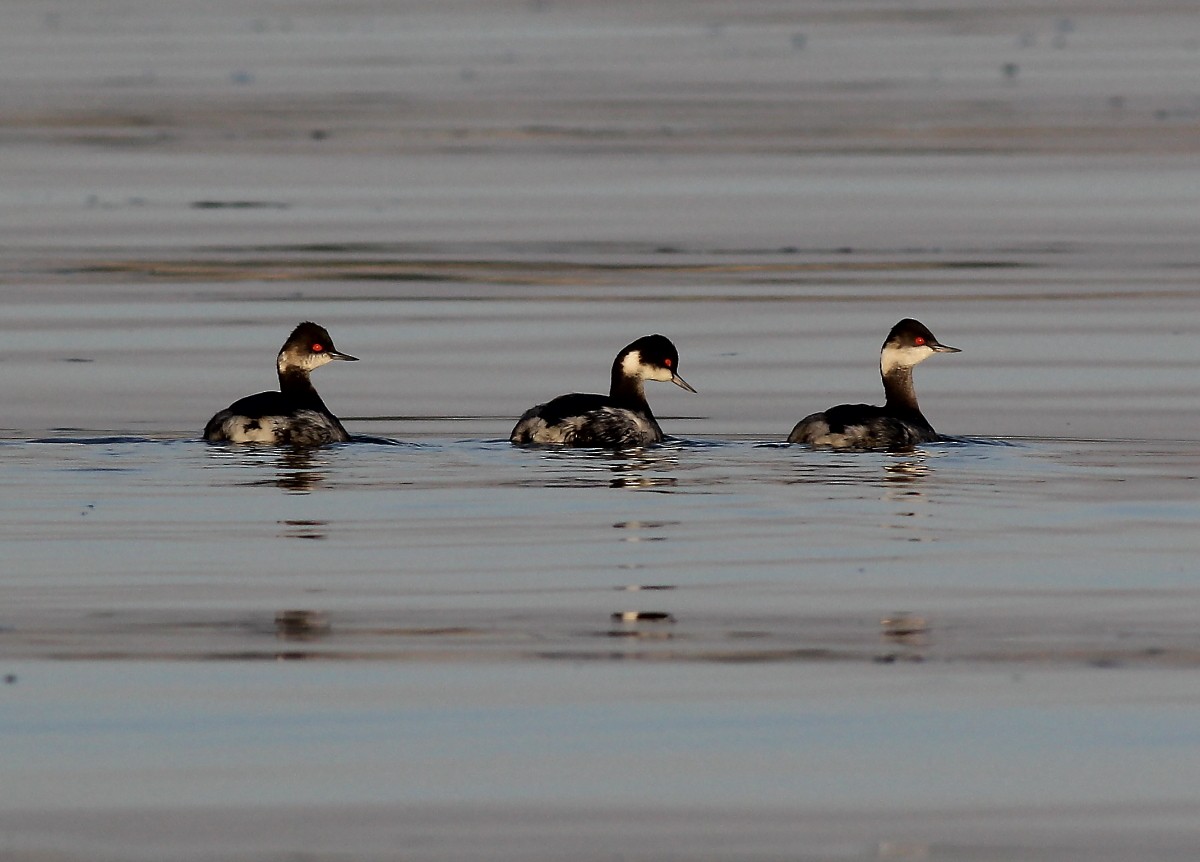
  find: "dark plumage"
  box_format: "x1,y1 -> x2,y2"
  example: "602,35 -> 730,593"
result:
788,319 -> 960,450
510,334 -> 696,448
203,322 -> 358,446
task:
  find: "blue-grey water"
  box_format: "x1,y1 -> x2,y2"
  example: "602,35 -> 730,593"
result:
3,1 -> 1200,859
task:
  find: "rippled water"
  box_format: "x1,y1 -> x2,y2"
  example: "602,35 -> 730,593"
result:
6,432 -> 1200,860
4,432 -> 1200,660
4,0 -> 1200,859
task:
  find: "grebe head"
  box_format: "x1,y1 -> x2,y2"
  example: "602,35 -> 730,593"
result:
618,334 -> 697,393
277,322 -> 358,375
880,319 -> 959,376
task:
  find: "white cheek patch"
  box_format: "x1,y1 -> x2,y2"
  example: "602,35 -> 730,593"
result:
621,350 -> 643,378
309,352 -> 334,371
278,349 -> 331,374
622,348 -> 676,383
880,344 -> 932,375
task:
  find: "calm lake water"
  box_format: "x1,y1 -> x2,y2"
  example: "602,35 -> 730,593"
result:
3,1 -> 1200,860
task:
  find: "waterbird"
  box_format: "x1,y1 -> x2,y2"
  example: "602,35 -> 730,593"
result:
203,321 -> 358,445
787,319 -> 959,449
510,334 -> 696,448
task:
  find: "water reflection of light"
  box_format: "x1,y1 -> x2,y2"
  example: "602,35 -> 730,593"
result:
274,448 -> 326,493
274,609 -> 332,641
612,519 -> 679,541
883,458 -> 929,484
205,444 -> 329,493
881,457 -> 929,504
606,450 -> 680,491
881,611 -> 929,644
610,475 -> 678,489
278,519 -> 328,540
530,446 -> 682,491
881,456 -> 935,541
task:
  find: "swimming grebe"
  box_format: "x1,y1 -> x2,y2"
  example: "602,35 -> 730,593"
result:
787,319 -> 959,449
510,334 -> 696,448
203,322 -> 358,446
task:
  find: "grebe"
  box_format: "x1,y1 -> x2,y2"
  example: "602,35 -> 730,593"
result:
204,322 -> 357,446
511,334 -> 696,448
788,319 -> 959,449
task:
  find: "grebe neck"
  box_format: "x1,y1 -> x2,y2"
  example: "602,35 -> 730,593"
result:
881,366 -> 928,425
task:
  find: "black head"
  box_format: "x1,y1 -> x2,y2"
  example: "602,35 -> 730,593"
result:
880,319 -> 959,374
615,334 -> 697,392
278,321 -> 358,372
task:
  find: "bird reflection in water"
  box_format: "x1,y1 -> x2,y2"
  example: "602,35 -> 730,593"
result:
786,449 -> 931,491
207,444 -> 330,493
612,519 -> 680,542
530,446 -> 681,490
270,610 -> 332,660
606,449 -> 680,491
273,447 -> 326,493
882,457 -> 930,487
274,609 -> 331,642
278,519 -> 328,540
877,612 -> 930,664
881,456 -> 934,540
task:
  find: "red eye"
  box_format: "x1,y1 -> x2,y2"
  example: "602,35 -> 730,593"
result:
663,358 -> 672,367
312,343 -> 324,352
914,336 -> 926,346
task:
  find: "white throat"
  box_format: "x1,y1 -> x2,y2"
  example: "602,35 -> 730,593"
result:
279,349 -> 329,375
880,344 -> 931,376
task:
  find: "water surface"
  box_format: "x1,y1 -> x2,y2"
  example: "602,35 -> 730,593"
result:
3,1 -> 1200,859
